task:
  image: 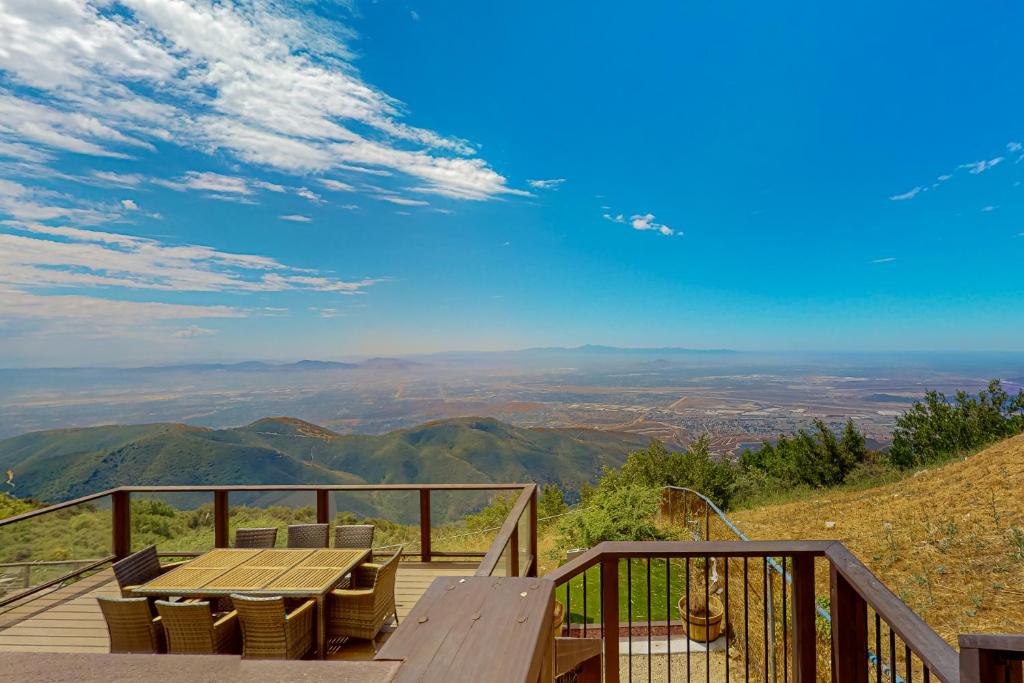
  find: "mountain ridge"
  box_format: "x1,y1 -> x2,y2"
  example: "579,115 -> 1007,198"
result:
0,417 -> 653,520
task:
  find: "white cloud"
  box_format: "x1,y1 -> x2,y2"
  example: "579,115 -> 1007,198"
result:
296,187 -> 322,203
890,187 -> 922,201
602,213 -> 625,223
960,157 -> 1003,175
1008,142 -> 1022,153
870,257 -> 896,264
310,307 -> 343,318
0,0 -> 524,200
0,287 -> 244,323
280,214 -> 311,222
528,178 -> 566,190
629,213 -> 676,236
0,215 -> 382,295
120,198 -> 139,210
375,195 -> 429,206
320,178 -> 356,192
410,10 -> 420,21
173,324 -> 218,338
981,205 -> 997,212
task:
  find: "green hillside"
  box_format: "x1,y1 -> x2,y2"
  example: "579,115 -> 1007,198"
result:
0,417 -> 650,521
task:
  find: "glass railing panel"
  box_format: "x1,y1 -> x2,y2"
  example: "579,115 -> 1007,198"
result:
516,503 -> 532,576
330,489 -> 417,556
227,490 -> 316,548
0,496 -> 112,600
129,492 -> 215,555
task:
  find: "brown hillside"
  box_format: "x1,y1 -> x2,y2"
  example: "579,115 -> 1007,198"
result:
730,433 -> 1024,643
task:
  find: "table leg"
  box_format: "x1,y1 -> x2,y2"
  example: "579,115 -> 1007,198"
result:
317,595 -> 326,659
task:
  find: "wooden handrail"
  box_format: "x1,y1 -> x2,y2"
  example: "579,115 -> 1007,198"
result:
475,484 -> 537,577
826,543 -> 960,682
0,556 -> 115,609
0,490 -> 112,527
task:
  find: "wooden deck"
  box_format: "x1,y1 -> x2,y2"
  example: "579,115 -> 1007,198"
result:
0,561 -> 478,656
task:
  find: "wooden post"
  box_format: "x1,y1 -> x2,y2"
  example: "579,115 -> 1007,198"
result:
830,563 -> 868,683
959,635 -> 1024,683
791,555 -> 817,683
419,489 -> 431,563
528,485 -> 538,577
509,526 -> 520,576
111,490 -> 131,559
601,556 -> 619,683
316,489 -> 330,524
213,490 -> 229,548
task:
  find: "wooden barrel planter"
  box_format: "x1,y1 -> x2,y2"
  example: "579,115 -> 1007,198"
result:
677,595 -> 724,642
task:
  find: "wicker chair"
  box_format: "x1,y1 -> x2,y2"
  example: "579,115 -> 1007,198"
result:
286,523 -> 329,548
231,594 -> 315,660
97,596 -> 165,654
326,545 -> 402,646
235,527 -> 279,548
334,524 -> 375,549
112,545 -> 188,598
156,600 -> 240,655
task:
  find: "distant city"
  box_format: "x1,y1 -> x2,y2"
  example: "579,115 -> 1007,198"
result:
3,347 -> 1021,452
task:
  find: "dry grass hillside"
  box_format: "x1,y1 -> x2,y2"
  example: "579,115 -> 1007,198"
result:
729,432 -> 1024,643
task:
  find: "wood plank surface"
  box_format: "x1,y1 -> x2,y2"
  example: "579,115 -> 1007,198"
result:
0,561 -> 476,656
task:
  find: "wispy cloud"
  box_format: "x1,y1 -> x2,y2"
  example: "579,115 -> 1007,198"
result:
376,195 -> 429,206
320,179 -> 356,192
890,187 -> 922,201
0,0 -> 526,201
602,211 -> 679,237
280,214 -> 312,222
890,144 -> 1015,199
173,325 -> 218,338
528,178 -> 566,190
870,257 -> 896,264
981,205 -> 997,212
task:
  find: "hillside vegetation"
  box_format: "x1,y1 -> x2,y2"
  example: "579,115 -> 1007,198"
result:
0,416 -> 649,521
731,432 -> 1024,642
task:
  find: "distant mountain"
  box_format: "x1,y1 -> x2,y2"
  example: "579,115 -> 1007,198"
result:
0,357 -> 416,375
0,417 -> 651,521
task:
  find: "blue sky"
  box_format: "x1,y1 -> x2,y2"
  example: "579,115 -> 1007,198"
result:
1,0 -> 1023,366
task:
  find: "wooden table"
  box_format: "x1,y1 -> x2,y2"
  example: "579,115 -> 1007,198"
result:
376,576 -> 554,682
133,548 -> 369,659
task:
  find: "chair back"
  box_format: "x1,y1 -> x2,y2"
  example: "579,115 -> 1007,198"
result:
235,527 -> 278,548
334,524 -> 374,549
287,523 -> 329,548
374,546 -> 402,606
232,594 -> 287,658
98,596 -> 163,653
112,545 -> 162,592
155,600 -> 215,654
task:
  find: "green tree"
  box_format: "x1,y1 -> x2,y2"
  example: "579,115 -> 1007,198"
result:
554,483 -> 667,551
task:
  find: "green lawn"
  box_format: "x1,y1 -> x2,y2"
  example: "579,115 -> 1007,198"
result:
556,558 -> 715,623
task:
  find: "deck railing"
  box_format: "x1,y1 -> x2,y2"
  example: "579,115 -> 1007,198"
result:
541,486 -> 1024,683
0,483 -> 537,609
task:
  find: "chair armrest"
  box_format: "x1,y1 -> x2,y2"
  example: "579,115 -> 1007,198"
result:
122,584 -> 142,596
286,599 -> 316,622
158,560 -> 191,572
214,610 -> 238,629
330,588 -> 375,599
353,563 -> 381,588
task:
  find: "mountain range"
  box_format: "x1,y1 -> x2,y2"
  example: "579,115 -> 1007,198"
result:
0,417 -> 651,521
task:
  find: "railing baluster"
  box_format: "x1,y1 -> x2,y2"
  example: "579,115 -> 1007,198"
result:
667,557 -> 672,683
647,557 -> 652,683
763,559 -> 769,683
685,556 -> 692,682
782,556 -> 788,683
876,611 -> 883,683
602,556 -> 620,683
905,643 -> 912,683
724,558 -> 730,683
889,622 -> 896,683
744,557 -> 750,683
628,558 -> 633,681
582,565 -> 588,637
567,572 -> 572,637
704,554 -> 710,683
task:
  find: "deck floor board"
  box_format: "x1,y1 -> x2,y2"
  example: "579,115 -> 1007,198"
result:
0,561 -> 478,656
